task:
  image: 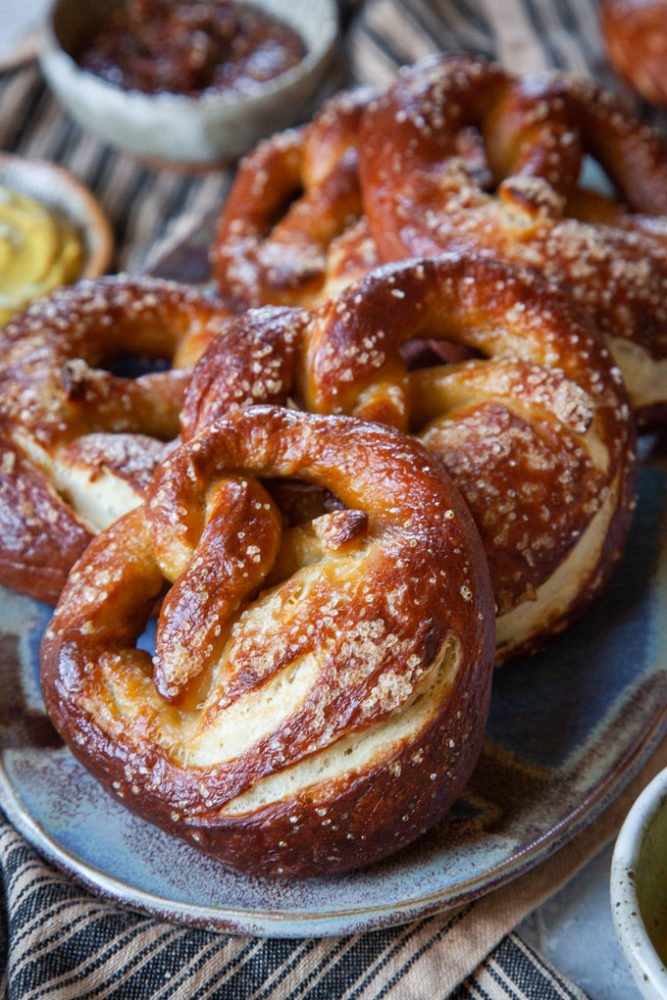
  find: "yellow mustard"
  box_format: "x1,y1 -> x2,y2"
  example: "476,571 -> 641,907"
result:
0,184 -> 84,325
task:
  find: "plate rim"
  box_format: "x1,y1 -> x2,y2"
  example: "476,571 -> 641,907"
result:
2,706 -> 665,938
2,451 -> 665,939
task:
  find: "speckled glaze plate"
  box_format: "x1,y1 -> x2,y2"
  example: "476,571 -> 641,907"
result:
1,451 -> 666,938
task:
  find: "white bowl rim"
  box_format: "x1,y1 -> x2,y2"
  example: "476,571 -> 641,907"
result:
41,0 -> 339,110
611,766 -> 667,997
0,151 -> 113,279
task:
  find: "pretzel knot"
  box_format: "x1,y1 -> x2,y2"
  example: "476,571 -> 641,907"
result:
602,0 -> 667,109
183,255 -> 636,664
40,406 -> 494,877
358,54 -> 667,424
212,86 -> 380,311
0,276 -> 231,603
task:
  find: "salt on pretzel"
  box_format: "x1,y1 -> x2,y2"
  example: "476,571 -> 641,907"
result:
0,276 -> 231,604
212,87 -> 379,311
212,67 -> 510,313
183,255 -> 636,663
358,53 -> 667,424
41,405 -> 495,877
602,0 -> 667,108
211,75 -> 505,314
305,256 -> 637,661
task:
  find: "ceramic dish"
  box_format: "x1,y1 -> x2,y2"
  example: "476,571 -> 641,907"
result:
1,454 -> 665,937
0,152 -> 113,284
38,0 -> 339,164
611,766 -> 667,1000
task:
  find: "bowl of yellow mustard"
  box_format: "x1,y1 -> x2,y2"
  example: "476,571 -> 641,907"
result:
0,153 -> 112,325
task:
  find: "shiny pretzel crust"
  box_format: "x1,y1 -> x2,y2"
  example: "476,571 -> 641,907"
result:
212,87 -> 378,311
183,254 -> 635,663
356,54 -> 667,423
40,407 -> 495,877
305,255 -> 636,660
0,276 -> 231,603
602,0 -> 667,108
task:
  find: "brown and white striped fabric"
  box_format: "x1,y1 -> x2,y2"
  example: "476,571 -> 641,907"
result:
0,65 -> 234,275
1,0 -> 665,996
0,806 -> 595,1000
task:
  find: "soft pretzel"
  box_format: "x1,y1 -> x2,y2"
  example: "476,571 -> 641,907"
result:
212,87 -> 378,311
602,0 -> 667,108
183,255 -> 636,663
358,54 -> 667,424
0,276 -> 230,604
40,405 -> 495,877
211,78 -> 506,314
306,256 -> 637,660
180,305 -> 310,440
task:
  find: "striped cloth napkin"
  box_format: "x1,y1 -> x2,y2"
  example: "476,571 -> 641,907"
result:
1,1 -> 665,997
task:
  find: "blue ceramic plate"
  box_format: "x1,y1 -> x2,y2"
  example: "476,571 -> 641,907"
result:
1,454 -> 665,937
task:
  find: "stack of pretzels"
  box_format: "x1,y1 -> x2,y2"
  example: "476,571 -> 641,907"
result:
6,54 -> 665,878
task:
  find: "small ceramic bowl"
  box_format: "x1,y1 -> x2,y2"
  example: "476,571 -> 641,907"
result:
611,766 -> 667,1000
0,152 -> 112,291
38,0 -> 339,165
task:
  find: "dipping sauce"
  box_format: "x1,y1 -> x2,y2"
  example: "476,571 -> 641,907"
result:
76,0 -> 307,97
0,186 -> 83,326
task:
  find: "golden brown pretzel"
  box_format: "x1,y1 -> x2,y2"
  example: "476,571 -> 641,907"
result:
183,255 -> 636,663
358,54 -> 667,424
212,87 -> 379,311
0,276 -> 231,604
41,405 -> 495,877
180,305 -> 310,440
211,78 -> 504,314
305,256 -> 637,661
602,0 -> 667,108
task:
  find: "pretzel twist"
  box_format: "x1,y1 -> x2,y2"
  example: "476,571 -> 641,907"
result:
0,276 -> 231,603
41,406 -> 494,877
358,54 -> 667,424
184,255 -> 636,663
602,0 -> 667,108
211,87 -> 382,311
306,255 -> 637,659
